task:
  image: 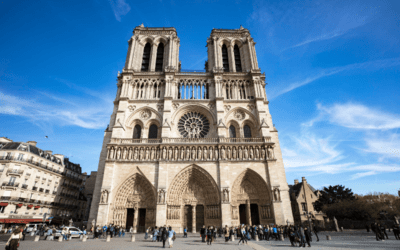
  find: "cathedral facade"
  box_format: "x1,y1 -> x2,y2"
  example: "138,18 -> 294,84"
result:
88,25 -> 294,232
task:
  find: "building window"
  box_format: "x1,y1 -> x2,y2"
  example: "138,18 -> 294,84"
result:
229,125 -> 236,138
301,203 -> 307,211
17,154 -> 24,161
0,206 -> 5,213
243,125 -> 252,138
133,125 -> 142,139
222,44 -> 229,72
148,124 -> 158,139
234,44 -> 242,72
8,177 -> 16,185
155,43 -> 164,72
141,43 -> 151,72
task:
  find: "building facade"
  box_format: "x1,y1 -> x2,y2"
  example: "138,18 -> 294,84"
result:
288,177 -> 326,227
0,137 -> 87,225
88,25 -> 294,232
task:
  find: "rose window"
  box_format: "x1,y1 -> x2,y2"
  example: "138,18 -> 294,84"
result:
178,112 -> 210,138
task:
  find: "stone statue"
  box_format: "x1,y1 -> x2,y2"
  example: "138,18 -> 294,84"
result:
244,147 -> 248,159
232,147 -> 236,160
255,147 -> 259,159
133,148 -> 138,160
209,146 -> 213,160
174,147 -> 178,160
145,148 -> 149,160
191,147 -> 196,160
158,189 -> 165,203
203,147 -> 207,160
109,147 -> 114,159
116,148 -> 121,159
101,190 -> 108,203
128,147 -> 133,159
180,147 -> 184,160
162,147 -> 167,160
238,147 -> 242,159
214,147 -> 219,160
221,147 -> 226,160
156,148 -> 160,160
168,147 -> 173,160
198,147 -> 202,160
267,147 -> 273,159
186,147 -> 190,160
274,189 -> 279,201
261,147 -> 265,160
123,147 -> 127,159
227,147 -> 231,159
151,147 -> 155,160
223,189 -> 229,202
249,147 -> 254,159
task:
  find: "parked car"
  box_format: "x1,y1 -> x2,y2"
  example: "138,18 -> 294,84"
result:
60,227 -> 83,238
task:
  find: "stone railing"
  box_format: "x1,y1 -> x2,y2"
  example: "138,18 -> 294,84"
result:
109,137 -> 271,145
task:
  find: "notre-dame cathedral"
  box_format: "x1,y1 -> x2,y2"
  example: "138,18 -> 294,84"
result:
88,24 -> 294,233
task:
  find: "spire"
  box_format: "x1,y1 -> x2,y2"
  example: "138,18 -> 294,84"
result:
240,25 -> 244,30
140,23 -> 144,27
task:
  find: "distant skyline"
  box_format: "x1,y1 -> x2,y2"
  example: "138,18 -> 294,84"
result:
1,0 -> 399,195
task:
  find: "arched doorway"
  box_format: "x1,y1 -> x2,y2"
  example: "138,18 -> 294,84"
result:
113,173 -> 156,232
167,165 -> 220,232
231,169 -> 273,226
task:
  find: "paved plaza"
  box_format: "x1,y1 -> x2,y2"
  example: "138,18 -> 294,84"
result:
0,230 -> 398,250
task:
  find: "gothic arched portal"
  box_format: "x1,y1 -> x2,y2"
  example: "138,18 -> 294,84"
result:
113,173 -> 156,231
167,165 -> 221,232
231,169 -> 273,226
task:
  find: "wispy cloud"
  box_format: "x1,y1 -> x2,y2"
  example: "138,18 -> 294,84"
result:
108,0 -> 131,22
270,58 -> 400,99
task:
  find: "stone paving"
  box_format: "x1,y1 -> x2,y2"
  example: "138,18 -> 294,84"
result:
0,230 -> 398,250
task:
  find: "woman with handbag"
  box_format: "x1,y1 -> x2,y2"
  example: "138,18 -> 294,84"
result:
6,228 -> 21,250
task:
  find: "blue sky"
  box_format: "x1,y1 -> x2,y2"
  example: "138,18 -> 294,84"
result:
1,0 -> 399,195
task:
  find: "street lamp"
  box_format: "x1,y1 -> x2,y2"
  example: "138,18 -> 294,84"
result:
304,212 -> 312,229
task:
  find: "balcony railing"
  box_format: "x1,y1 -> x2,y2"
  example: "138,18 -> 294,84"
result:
0,196 -> 11,200
110,137 -> 272,144
2,182 -> 19,188
6,169 -> 24,176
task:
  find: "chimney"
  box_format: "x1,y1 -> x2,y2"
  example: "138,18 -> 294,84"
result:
26,141 -> 37,146
294,179 -> 299,185
302,177 -> 307,184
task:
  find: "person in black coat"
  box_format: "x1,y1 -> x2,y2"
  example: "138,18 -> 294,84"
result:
304,227 -> 312,247
200,225 -> 206,242
161,226 -> 168,248
313,224 -> 319,242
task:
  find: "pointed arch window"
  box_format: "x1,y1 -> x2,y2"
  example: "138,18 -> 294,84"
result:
244,125 -> 252,138
141,43 -> 151,72
155,43 -> 164,72
148,124 -> 158,139
133,125 -> 142,139
229,125 -> 236,138
222,44 -> 229,72
234,44 -> 242,72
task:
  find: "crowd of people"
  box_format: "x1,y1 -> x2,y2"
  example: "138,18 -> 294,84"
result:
366,222 -> 400,241
91,224 -> 126,239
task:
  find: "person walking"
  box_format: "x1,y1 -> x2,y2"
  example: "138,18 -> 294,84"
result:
62,227 -> 68,241
312,224 -> 319,242
183,227 -> 187,238
102,225 -> 107,238
288,226 -> 295,246
381,224 -> 389,239
298,225 -> 306,248
304,226 -> 312,247
200,225 -> 206,242
6,228 -> 21,250
393,224 -> 399,240
21,226 -> 26,241
162,226 -> 168,248
224,225 -> 230,242
206,226 -> 213,245
238,226 -> 247,245
168,226 -> 175,248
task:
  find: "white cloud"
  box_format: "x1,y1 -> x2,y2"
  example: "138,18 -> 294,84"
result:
109,0 -> 131,22
317,102 -> 400,130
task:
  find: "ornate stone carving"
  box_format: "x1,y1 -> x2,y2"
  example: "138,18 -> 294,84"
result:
234,110 -> 245,121
172,103 -> 179,110
207,103 -> 215,109
100,189 -> 109,204
222,188 -> 229,203
140,109 -> 151,120
178,112 -> 210,138
128,105 -> 136,112
231,206 -> 239,220
158,189 -> 166,204
157,104 -> 164,111
247,104 -> 255,111
224,105 -> 231,111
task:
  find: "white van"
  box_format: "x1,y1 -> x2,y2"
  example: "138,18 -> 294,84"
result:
58,227 -> 83,238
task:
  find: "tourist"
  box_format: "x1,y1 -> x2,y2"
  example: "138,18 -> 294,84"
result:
288,226 -> 295,246
273,225 -> 278,240
206,226 -> 213,245
6,227 -> 22,250
238,225 -> 247,245
298,225 -> 306,248
313,224 -> 319,241
393,224 -> 399,240
102,225 -> 107,238
62,227 -> 68,241
44,227 -> 53,240
168,226 -> 175,248
21,226 -> 26,241
162,225 -> 168,248
381,224 -> 389,239
304,226 -> 312,247
183,227 -> 187,238
376,223 -> 384,241
200,225 -> 206,242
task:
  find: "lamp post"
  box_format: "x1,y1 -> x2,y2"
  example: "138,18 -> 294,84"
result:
304,212 -> 312,229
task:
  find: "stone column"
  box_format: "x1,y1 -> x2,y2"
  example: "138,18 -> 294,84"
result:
192,205 -> 196,233
246,200 -> 252,226
133,207 -> 139,233
149,44 -> 158,72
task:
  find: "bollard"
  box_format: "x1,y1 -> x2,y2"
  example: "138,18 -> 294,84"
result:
58,236 -> 63,242
255,235 -> 259,241
326,235 -> 331,240
34,235 -> 40,242
231,235 -> 235,241
81,235 -> 87,242
30,232 -> 35,236
280,234 -> 284,241
131,234 -> 136,242
106,235 -> 111,242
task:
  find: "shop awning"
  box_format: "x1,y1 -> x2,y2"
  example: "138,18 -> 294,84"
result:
0,203 -> 8,206
34,205 -> 40,209
16,204 -> 23,208
27,205 -> 33,208
0,219 -> 49,224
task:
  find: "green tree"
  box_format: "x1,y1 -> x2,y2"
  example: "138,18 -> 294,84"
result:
314,185 -> 355,211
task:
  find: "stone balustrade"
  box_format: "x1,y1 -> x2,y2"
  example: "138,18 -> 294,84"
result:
109,137 -> 271,145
